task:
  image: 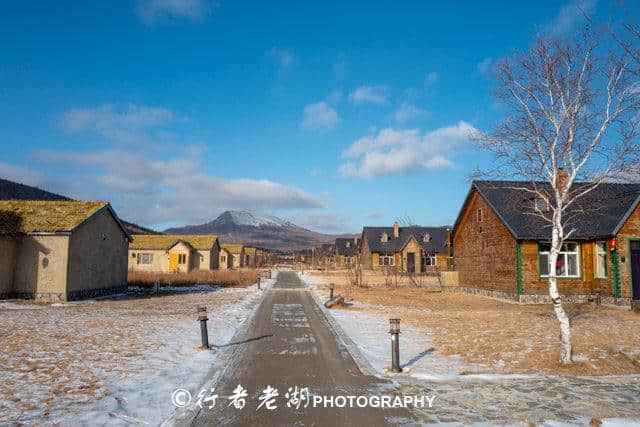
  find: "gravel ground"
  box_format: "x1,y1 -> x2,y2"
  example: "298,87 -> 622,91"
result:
0,282 -> 269,425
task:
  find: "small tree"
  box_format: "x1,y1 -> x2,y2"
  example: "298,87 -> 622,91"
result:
477,27 -> 640,364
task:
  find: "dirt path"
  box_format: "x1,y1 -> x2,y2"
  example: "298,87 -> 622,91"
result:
185,271 -> 418,426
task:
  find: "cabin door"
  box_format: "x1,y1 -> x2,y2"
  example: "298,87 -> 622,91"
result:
407,253 -> 415,273
169,253 -> 180,272
631,241 -> 640,301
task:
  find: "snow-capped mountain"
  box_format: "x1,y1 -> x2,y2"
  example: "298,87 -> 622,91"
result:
163,210 -> 349,249
211,210 -> 297,229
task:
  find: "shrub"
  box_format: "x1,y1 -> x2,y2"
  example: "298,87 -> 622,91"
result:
128,269 -> 260,288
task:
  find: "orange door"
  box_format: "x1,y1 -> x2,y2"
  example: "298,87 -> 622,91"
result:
169,253 -> 179,272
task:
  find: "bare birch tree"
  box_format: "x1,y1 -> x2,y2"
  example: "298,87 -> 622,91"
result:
477,27 -> 640,364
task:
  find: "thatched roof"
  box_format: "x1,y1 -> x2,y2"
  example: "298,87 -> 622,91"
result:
221,243 -> 244,254
130,234 -> 219,250
0,200 -> 111,234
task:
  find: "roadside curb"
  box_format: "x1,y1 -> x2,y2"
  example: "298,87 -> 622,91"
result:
306,284 -> 379,378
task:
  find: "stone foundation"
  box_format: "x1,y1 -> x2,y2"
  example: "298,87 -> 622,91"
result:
452,286 -> 631,307
0,285 -> 128,302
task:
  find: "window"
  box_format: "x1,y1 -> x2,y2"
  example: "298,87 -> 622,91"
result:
534,197 -> 549,212
422,253 -> 436,268
477,208 -> 483,222
345,241 -> 351,248
379,255 -> 395,266
138,253 -> 153,265
178,254 -> 186,264
595,241 -> 607,279
381,233 -> 388,243
423,233 -> 431,243
539,242 -> 580,278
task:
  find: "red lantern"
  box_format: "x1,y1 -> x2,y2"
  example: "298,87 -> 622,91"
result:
609,239 -> 617,251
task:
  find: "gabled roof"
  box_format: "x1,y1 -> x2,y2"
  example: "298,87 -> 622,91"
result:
362,226 -> 449,254
452,180 -> 640,240
130,234 -> 218,250
221,243 -> 244,254
335,238 -> 359,256
0,200 -> 131,240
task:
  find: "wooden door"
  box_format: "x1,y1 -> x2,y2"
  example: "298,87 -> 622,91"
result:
631,241 -> 640,301
407,253 -> 415,273
169,253 -> 180,272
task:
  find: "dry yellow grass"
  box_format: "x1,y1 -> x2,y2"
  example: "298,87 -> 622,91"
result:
128,269 -> 259,288
310,272 -> 640,376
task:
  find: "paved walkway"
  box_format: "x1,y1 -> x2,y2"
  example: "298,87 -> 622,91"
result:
397,374 -> 640,424
185,271 -> 418,426
181,271 -> 640,426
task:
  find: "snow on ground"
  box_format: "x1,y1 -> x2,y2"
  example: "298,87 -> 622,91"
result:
0,276 -> 275,426
322,300 -> 468,380
300,273 -> 469,380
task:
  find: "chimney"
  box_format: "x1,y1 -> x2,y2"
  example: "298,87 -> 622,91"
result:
557,168 -> 569,193
393,221 -> 399,238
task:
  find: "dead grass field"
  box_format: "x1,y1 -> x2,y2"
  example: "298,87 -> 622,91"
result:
128,268 -> 260,288
309,272 -> 640,376
0,285 -> 262,424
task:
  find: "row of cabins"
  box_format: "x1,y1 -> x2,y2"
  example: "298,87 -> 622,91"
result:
0,199 -> 269,302
329,177 -> 640,305
331,222 -> 451,274
128,237 -> 268,272
2,175 -> 639,305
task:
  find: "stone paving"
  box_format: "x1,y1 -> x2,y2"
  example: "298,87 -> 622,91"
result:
395,369 -> 640,424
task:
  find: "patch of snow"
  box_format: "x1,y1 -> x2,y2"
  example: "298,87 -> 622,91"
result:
572,353 -> 589,362
214,210 -> 296,228
1,286 -> 266,425
0,302 -> 43,310
320,304 -> 467,380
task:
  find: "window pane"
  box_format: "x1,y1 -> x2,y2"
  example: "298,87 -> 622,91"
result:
539,243 -> 551,252
565,243 -> 578,253
556,254 -> 567,276
540,253 -> 549,276
596,253 -> 606,278
567,253 -> 579,276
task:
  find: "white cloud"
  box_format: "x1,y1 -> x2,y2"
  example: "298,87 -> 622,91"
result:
267,47 -> 297,73
340,121 -> 478,179
301,102 -> 340,131
59,103 -> 178,146
546,0 -> 596,35
135,0 -> 217,25
424,72 -> 439,86
25,149 -> 325,226
392,103 -> 428,123
349,86 -> 388,105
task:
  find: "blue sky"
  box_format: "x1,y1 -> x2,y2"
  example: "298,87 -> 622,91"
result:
0,0 -> 606,233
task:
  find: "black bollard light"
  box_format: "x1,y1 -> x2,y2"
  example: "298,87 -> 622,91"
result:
258,277 -> 261,290
329,283 -> 335,300
389,318 -> 402,372
197,307 -> 209,349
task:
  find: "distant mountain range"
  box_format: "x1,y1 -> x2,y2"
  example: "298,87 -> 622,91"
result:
165,210 -> 351,250
0,178 -> 351,249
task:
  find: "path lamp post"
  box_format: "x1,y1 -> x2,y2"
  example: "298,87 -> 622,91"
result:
389,318 -> 402,373
258,278 -> 261,290
329,283 -> 334,300
197,307 -> 209,349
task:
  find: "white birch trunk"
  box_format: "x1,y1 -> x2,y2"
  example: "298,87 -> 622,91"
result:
549,212 -> 573,364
